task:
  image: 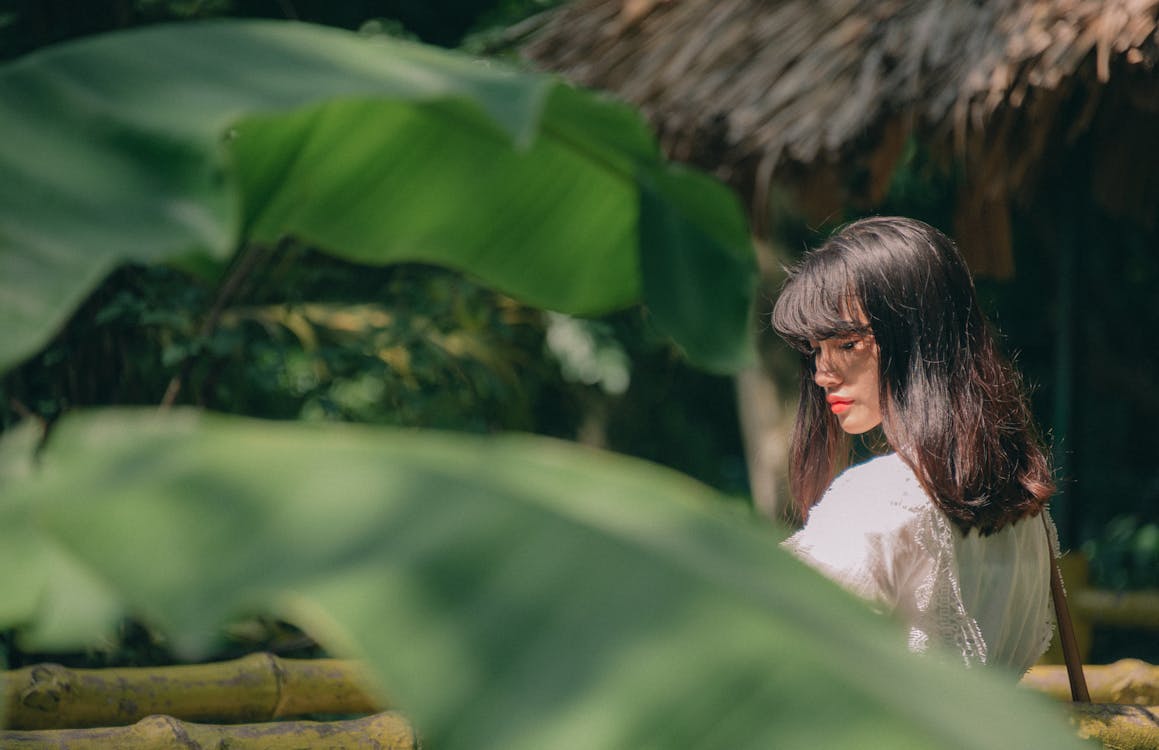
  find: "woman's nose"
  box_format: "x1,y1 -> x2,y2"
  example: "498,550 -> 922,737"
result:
813,355 -> 840,388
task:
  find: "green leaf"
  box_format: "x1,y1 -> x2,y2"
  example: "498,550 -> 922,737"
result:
0,19 -> 754,374
0,421 -> 122,650
4,408 -> 1086,749
639,164 -> 757,371
231,95 -> 637,314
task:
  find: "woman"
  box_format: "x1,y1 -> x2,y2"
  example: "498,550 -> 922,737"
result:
772,216 -> 1057,674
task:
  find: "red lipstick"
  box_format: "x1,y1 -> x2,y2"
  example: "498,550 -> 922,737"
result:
826,395 -> 853,414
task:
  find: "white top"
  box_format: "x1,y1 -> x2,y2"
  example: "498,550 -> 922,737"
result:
783,453 -> 1056,675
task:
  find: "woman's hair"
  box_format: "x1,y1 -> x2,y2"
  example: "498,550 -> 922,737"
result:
771,216 -> 1053,535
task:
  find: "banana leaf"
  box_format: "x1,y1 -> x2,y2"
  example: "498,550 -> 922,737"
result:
0,19 -> 754,374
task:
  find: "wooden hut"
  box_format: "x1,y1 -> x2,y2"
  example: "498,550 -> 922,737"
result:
522,0 -> 1159,523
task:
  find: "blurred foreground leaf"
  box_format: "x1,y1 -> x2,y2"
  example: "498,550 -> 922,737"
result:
1,409 -> 1085,749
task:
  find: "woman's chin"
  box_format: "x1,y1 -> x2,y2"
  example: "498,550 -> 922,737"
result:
836,414 -> 882,435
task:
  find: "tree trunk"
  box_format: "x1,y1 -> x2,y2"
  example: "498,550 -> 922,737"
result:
3,653 -> 381,730
735,235 -> 794,523
0,711 -> 415,749
735,364 -> 789,521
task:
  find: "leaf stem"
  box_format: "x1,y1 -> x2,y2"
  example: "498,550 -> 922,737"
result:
159,240 -> 281,409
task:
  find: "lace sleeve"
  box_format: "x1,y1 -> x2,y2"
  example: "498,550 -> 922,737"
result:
904,505 -> 988,666
1037,511 -> 1062,663
905,507 -> 1058,672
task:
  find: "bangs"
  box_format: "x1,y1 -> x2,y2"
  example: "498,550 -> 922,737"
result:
771,254 -> 870,353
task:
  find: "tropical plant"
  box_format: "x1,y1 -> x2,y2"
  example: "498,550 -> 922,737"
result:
0,19 -> 1087,748
0,18 -> 755,376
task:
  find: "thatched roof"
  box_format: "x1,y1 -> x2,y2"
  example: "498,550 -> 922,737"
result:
524,0 -> 1159,275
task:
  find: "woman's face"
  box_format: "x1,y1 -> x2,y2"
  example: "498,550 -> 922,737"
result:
809,331 -> 882,435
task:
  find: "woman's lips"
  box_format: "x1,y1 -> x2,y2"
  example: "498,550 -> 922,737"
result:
827,396 -> 853,414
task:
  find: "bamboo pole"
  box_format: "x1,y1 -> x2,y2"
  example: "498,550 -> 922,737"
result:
0,711 -> 415,749
1023,659 -> 1159,705
1073,589 -> 1159,629
3,653 -> 382,730
7,705 -> 1148,750
11,652 -> 1159,747
1067,703 -> 1159,750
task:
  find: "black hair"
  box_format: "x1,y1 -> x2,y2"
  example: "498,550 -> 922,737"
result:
772,216 -> 1053,534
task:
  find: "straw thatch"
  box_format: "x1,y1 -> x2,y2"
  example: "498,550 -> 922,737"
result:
524,0 -> 1159,275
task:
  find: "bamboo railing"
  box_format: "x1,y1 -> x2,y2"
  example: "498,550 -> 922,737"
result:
2,653 -> 380,730
0,712 -> 416,750
3,653 -> 1159,748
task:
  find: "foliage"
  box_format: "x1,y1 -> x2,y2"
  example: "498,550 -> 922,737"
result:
1084,516 -> 1159,591
0,16 -> 1090,749
0,19 -> 754,376
0,0 -> 558,60
0,15 -> 751,498
0,0 -> 748,498
1,259 -> 570,434
1,410 -> 1087,749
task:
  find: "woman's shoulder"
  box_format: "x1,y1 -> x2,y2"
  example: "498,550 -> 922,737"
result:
829,453 -> 925,502
785,452 -> 936,604
810,453 -> 932,531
